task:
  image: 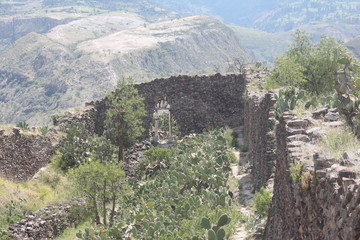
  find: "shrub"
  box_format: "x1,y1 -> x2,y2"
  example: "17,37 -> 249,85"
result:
240,145 -> 249,152
300,172 -> 312,190
266,30 -> 354,94
137,147 -> 175,177
16,121 -> 29,131
39,126 -> 49,136
274,87 -> 305,120
289,159 -> 303,182
53,124 -> 91,172
76,129 -> 240,239
69,161 -> 128,226
224,128 -> 238,148
253,187 -> 271,218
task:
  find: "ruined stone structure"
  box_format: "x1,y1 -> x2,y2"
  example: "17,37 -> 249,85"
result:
0,129 -> 55,181
265,117 -> 360,240
9,198 -> 86,240
56,74 -> 246,138
5,72 -> 360,239
243,93 -> 276,191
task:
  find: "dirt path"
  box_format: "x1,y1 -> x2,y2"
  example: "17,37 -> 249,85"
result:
230,150 -> 254,240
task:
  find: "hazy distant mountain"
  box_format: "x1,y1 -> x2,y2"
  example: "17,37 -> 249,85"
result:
151,0 -> 360,42
346,36 -> 360,59
0,14 -> 248,125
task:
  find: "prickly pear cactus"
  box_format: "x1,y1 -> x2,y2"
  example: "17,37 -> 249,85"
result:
335,57 -> 360,134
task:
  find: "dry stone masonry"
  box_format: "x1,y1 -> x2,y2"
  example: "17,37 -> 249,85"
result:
9,198 -> 86,240
243,92 -> 276,191
4,71 -> 360,239
56,74 -> 246,138
0,129 -> 55,181
265,112 -> 360,239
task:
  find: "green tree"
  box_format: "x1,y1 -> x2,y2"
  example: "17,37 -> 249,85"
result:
267,30 -> 353,94
54,123 -> 91,172
69,161 -> 128,226
105,78 -> 146,162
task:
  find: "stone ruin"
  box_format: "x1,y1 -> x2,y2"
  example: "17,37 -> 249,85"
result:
4,71 -> 360,239
55,73 -> 246,138
0,128 -> 55,182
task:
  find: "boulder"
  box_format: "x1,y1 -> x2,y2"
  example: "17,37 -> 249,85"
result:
324,112 -> 340,122
313,152 -> 336,170
306,127 -> 327,140
12,127 -> 21,135
338,169 -> 357,179
287,127 -> 306,136
287,119 -> 309,129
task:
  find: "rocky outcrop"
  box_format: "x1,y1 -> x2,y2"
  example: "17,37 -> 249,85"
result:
9,198 -> 86,240
0,130 -> 55,181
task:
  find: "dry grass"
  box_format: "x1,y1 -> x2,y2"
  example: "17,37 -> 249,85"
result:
318,128 -> 360,159
0,165 -> 74,228
0,123 -> 42,136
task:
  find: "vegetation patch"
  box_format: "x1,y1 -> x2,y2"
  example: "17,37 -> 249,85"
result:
319,128 -> 360,159
0,166 -> 74,233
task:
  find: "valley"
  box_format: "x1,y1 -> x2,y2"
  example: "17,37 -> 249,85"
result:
0,1 -> 360,239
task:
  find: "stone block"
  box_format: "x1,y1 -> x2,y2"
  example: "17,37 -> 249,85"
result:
287,119 -> 309,129
313,153 -> 336,170
287,134 -> 311,143
312,107 -> 328,119
324,112 -> 340,122
12,127 -> 21,135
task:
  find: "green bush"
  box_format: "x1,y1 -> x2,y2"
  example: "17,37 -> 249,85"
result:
274,87 -> 305,120
266,30 -> 354,94
240,145 -> 249,152
253,187 -> 271,218
289,160 -> 303,182
224,128 -> 238,148
16,121 -> 29,131
138,147 -> 175,176
69,161 -> 128,227
53,124 -> 91,172
39,126 -> 49,136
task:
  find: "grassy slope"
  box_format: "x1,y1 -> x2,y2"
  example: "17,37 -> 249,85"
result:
0,165 -> 74,230
229,25 -> 290,65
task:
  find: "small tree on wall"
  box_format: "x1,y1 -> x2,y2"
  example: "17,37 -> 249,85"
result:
105,77 -> 146,162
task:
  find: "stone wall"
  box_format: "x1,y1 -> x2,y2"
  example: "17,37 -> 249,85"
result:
265,116 -> 360,240
56,73 -> 246,138
8,198 -> 86,240
0,129 -> 55,181
243,93 -> 276,191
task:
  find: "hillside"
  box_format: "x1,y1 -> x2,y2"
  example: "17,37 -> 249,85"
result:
229,25 -> 290,64
0,15 -> 249,125
346,36 -> 360,59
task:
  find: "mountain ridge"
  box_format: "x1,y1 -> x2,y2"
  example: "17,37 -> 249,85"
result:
0,15 -> 249,125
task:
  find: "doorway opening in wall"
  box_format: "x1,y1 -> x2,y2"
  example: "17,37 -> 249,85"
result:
150,96 -> 179,146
